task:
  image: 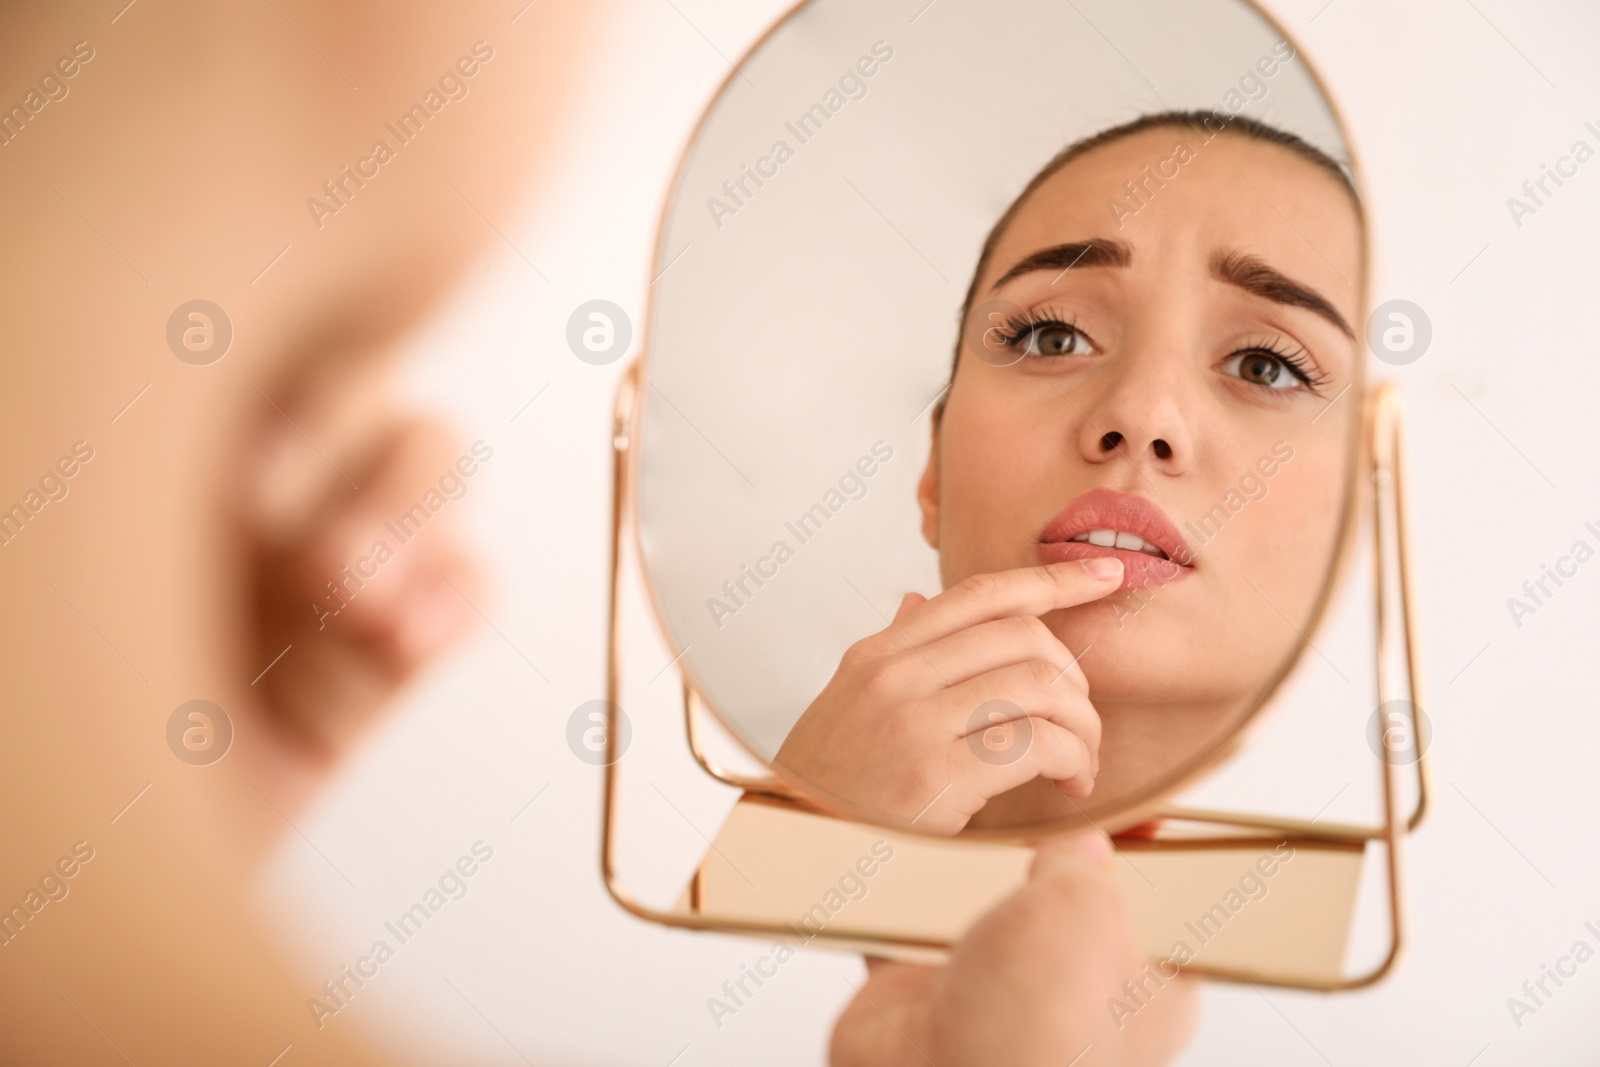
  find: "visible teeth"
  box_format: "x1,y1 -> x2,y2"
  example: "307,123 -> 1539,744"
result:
1068,528 -> 1167,558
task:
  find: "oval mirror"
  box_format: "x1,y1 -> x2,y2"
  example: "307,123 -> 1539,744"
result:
635,0 -> 1366,835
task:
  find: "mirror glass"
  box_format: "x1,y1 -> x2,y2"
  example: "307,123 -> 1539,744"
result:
637,0 -> 1365,833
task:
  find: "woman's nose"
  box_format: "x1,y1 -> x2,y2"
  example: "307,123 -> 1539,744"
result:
1073,355 -> 1191,475
1093,428 -> 1173,461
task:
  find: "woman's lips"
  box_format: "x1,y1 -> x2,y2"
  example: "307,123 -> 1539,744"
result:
1036,540 -> 1191,590
1036,487 -> 1194,591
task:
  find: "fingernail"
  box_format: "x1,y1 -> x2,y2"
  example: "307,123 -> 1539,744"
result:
1081,557 -> 1123,580
1053,776 -> 1094,800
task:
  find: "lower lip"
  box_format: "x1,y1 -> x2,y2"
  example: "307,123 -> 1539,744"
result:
1035,541 -> 1193,591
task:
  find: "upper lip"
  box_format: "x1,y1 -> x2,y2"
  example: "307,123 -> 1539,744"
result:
1038,487 -> 1195,567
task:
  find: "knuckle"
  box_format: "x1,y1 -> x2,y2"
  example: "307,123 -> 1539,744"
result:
1081,712 -> 1103,749
1060,653 -> 1090,696
957,571 -> 1004,605
837,639 -> 874,674
1041,728 -> 1084,771
843,630 -> 895,670
1045,562 -> 1077,596
857,661 -> 900,704
1000,614 -> 1044,647
1026,657 -> 1060,690
1060,692 -> 1100,746
863,657 -> 933,710
1024,617 -> 1065,659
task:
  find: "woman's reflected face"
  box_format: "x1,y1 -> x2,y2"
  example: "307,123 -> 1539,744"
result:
920,126 -> 1361,716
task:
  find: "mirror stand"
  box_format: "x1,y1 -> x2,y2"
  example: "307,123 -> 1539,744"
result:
602,362 -> 1429,990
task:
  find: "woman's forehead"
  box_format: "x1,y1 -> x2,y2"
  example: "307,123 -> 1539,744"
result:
986,128 -> 1362,297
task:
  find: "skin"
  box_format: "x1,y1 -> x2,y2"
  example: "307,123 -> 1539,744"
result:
0,4 -> 602,1062
831,831 -> 1199,1067
780,126 -> 1362,831
0,5 -> 1188,1064
777,560 -> 1122,833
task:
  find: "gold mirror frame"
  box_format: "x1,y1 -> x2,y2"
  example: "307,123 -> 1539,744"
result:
600,0 -> 1430,990
604,358 -> 1429,989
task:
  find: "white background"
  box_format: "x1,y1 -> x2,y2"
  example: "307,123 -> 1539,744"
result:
261,1 -> 1600,1063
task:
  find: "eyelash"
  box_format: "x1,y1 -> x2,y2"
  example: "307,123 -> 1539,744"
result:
994,310 -> 1327,389
1227,337 -> 1330,395
989,308 -> 1091,353
987,309 -> 1330,398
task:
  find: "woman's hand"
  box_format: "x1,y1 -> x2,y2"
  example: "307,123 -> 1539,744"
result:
831,832 -> 1200,1067
774,559 -> 1122,833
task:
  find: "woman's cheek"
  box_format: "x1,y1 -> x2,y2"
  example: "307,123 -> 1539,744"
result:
939,434 -> 1021,575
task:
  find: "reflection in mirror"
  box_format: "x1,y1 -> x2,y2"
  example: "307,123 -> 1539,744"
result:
637,0 -> 1365,834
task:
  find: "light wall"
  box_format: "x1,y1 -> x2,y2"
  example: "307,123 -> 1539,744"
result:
262,1 -> 1600,1063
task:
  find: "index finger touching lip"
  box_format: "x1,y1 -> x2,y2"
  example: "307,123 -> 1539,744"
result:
897,560 -> 1123,645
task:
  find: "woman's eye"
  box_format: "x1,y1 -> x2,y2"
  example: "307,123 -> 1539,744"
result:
1020,323 -> 1092,357
1222,351 -> 1302,390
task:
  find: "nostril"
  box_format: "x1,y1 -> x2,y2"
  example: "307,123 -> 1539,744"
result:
1152,439 -> 1172,460
1099,431 -> 1123,452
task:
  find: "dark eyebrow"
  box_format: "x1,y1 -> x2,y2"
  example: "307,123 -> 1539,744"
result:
990,238 -> 1131,289
1211,251 -> 1353,338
